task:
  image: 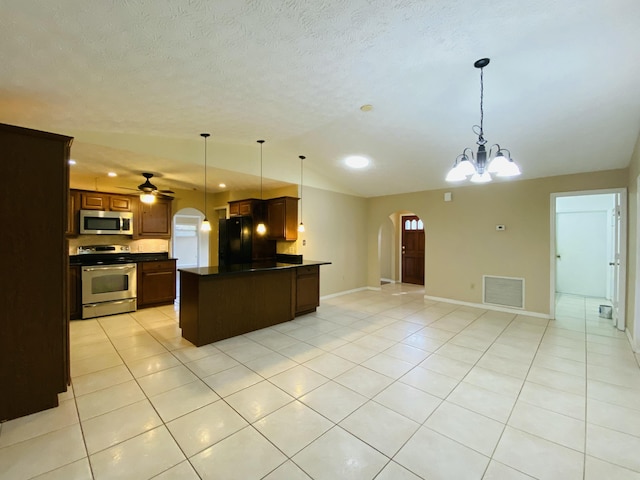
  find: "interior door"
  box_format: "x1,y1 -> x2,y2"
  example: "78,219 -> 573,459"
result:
611,193 -> 622,329
401,215 -> 425,285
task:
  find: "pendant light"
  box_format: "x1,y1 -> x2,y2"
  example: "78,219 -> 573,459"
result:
200,133 -> 212,232
446,58 -> 521,183
298,155 -> 305,233
256,139 -> 267,235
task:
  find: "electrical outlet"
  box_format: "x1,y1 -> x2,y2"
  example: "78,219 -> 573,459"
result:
303,239 -> 306,246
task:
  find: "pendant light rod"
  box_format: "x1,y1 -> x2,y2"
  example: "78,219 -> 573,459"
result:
200,133 -> 211,232
298,155 -> 305,233
257,140 -> 265,200
256,140 -> 267,235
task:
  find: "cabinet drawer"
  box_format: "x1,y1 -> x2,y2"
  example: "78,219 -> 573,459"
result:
296,265 -> 319,277
140,260 -> 175,272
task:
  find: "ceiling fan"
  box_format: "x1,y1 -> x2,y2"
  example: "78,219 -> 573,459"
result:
120,173 -> 175,201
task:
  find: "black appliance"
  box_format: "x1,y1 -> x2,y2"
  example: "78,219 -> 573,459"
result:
219,216 -> 253,265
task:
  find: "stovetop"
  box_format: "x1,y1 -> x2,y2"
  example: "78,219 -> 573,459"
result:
70,245 -> 170,266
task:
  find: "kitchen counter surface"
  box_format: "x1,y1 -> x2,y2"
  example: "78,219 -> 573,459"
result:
179,260 -> 330,277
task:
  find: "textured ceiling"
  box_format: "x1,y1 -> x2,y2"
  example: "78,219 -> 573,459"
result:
1,0 -> 640,197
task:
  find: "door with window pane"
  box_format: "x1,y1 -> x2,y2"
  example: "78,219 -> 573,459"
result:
402,215 -> 425,285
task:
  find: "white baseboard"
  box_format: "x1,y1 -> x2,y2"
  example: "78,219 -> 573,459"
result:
626,328 -> 638,353
380,278 -> 396,284
320,287 -> 370,300
424,295 -> 550,319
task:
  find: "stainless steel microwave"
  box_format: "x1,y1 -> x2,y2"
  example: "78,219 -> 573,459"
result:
80,210 -> 134,235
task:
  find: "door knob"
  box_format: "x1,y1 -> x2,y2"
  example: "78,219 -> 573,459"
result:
556,255 -> 561,259
609,262 -> 615,266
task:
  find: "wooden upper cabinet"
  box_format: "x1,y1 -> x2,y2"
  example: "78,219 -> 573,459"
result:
267,197 -> 299,241
229,199 -> 263,218
135,197 -> 172,238
78,191 -> 133,212
109,195 -> 133,212
80,192 -> 109,210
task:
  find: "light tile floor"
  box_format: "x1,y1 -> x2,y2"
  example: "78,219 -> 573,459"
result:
2,286 -> 640,479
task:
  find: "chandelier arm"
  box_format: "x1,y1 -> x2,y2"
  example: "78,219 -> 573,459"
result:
462,147 -> 475,162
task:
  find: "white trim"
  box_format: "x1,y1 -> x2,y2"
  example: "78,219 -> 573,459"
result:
626,328 -> 638,353
635,175 -> 640,348
380,278 -> 396,284
424,295 -> 550,319
320,287 -> 370,300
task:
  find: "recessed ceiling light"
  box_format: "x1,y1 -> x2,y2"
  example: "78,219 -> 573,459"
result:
68,159 -> 76,165
219,183 -> 226,188
345,155 -> 370,169
108,172 -> 117,177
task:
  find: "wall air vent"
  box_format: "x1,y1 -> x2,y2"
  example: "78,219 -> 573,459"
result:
483,275 -> 524,309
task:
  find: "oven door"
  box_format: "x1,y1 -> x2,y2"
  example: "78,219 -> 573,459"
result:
81,263 -> 137,305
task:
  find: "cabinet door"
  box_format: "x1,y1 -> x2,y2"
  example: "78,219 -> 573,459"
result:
69,266 -> 81,320
229,202 -> 240,216
137,260 -> 176,307
239,201 -> 253,216
136,198 -> 172,238
109,195 -> 133,212
268,197 -> 298,241
80,192 -> 109,210
67,190 -> 79,236
296,265 -> 319,315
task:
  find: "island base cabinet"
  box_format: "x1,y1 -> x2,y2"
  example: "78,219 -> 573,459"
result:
180,269 -> 295,346
295,265 -> 320,315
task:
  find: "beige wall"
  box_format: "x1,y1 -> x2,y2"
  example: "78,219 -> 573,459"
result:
368,169 -> 629,315
297,186 -> 369,296
626,132 -> 640,342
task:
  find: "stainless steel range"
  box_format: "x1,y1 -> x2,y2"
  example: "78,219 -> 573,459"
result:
78,245 -> 137,319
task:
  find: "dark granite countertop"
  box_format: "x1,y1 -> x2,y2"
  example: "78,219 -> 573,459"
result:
179,260 -> 330,277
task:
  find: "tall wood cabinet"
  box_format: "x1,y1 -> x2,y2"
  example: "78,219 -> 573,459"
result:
0,123 -> 72,421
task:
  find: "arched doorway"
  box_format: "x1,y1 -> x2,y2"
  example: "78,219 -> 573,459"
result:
172,208 -> 209,269
378,211 -> 425,286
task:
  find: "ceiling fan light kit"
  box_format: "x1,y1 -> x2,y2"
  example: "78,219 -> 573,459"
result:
138,172 -> 157,204
446,58 -> 521,184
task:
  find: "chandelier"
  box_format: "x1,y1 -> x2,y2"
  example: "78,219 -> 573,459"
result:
446,58 -> 521,183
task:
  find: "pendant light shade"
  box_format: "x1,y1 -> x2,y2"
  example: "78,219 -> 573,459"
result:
298,155 -> 305,233
256,140 -> 267,235
446,58 -> 521,183
200,133 -> 211,232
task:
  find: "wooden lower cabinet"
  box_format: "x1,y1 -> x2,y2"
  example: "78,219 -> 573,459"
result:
295,265 -> 320,315
137,260 -> 176,307
69,265 -> 82,320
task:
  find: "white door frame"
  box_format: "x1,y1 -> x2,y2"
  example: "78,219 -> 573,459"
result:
549,188 -> 627,331
634,176 -> 640,350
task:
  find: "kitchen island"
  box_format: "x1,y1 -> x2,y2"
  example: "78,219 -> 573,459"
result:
179,261 -> 330,346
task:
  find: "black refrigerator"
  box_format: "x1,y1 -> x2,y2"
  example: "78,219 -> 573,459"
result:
219,216 -> 253,265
